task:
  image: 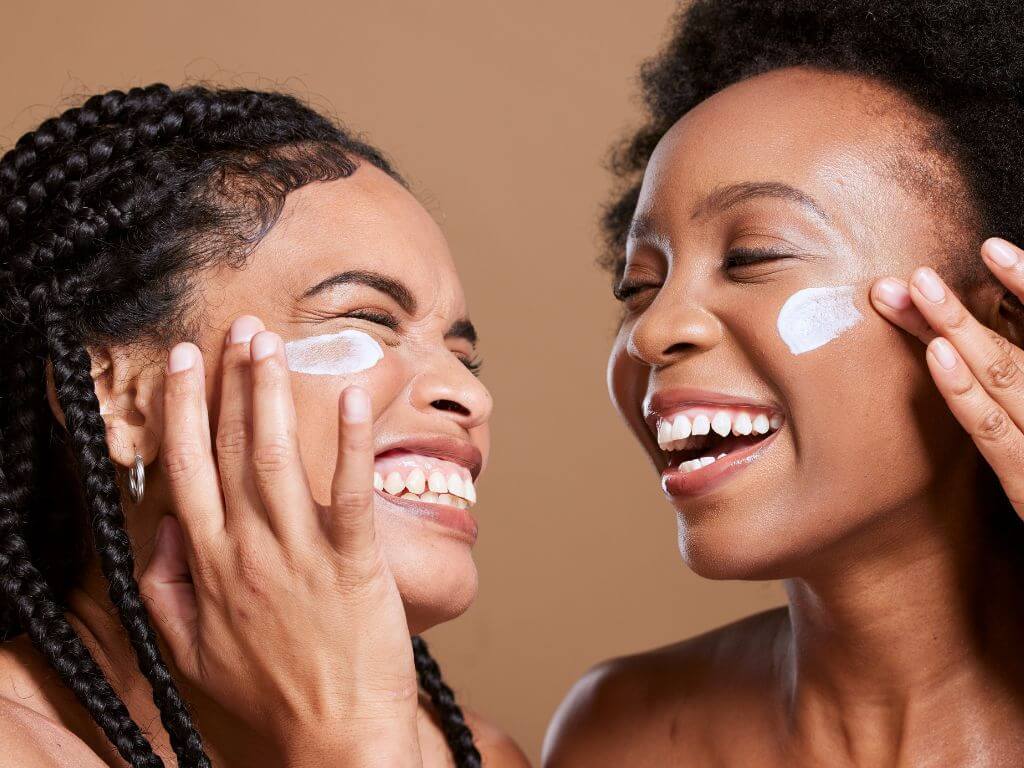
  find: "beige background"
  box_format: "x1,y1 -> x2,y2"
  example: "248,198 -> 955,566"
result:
0,1 -> 784,761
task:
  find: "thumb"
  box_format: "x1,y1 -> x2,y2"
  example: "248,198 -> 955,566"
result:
140,515 -> 200,676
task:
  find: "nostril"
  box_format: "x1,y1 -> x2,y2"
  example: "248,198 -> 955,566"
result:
431,399 -> 471,417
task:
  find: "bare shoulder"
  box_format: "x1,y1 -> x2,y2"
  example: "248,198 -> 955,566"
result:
0,697 -> 108,768
542,608 -> 789,768
465,710 -> 532,767
0,638 -> 108,768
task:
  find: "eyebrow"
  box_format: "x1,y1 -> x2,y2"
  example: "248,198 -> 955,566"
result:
627,181 -> 830,245
301,269 -> 417,314
446,318 -> 478,345
692,181 -> 830,222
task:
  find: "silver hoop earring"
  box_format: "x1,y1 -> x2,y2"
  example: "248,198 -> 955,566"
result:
128,452 -> 145,504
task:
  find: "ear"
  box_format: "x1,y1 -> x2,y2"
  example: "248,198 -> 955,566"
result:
987,283 -> 1024,349
45,345 -> 164,469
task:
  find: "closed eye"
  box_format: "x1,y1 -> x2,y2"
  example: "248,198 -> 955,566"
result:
723,246 -> 796,269
613,280 -> 661,302
340,309 -> 400,330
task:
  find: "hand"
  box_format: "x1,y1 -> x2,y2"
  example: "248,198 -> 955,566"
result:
871,237 -> 1024,519
140,316 -> 422,768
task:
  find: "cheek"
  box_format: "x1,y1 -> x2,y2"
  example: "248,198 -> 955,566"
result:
290,351 -> 407,504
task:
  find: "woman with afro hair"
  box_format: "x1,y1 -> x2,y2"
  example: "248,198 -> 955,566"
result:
547,0 -> 1024,765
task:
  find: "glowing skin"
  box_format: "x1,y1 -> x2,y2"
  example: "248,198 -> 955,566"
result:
548,67 -> 1024,768
776,285 -> 862,354
284,329 -> 384,375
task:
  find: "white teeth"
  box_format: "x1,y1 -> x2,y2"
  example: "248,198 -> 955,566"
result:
401,492 -> 421,500
373,472 -> 384,491
699,455 -> 716,466
421,491 -> 439,503
453,497 -> 468,510
428,471 -> 447,494
679,459 -> 702,473
406,468 -> 426,495
753,414 -> 770,434
717,452 -> 727,459
657,420 -> 673,446
447,473 -> 464,498
691,414 -> 711,435
384,471 -> 405,496
464,478 -> 477,504
671,414 -> 692,441
770,414 -> 783,430
711,411 -> 732,437
732,411 -> 753,436
438,493 -> 456,506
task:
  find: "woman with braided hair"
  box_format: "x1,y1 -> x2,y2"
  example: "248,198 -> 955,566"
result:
0,84 -> 527,767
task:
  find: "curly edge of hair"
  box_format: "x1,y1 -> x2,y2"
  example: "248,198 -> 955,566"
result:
0,83 -> 479,767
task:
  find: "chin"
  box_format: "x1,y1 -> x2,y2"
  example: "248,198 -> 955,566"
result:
674,506 -> 812,581
388,534 -> 479,635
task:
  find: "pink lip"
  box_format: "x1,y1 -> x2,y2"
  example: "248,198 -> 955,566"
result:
375,435 -> 484,480
660,427 -> 782,499
376,491 -> 478,544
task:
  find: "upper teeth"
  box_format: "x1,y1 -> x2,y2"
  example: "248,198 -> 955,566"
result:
655,408 -> 782,451
373,465 -> 477,507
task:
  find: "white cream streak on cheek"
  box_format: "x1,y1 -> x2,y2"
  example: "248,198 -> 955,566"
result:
777,286 -> 863,355
283,329 -> 384,375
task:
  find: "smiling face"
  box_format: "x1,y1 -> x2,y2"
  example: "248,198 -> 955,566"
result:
193,164 -> 492,632
608,67 -> 987,580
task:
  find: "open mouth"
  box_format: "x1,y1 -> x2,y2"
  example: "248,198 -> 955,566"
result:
373,449 -> 477,510
655,407 -> 783,474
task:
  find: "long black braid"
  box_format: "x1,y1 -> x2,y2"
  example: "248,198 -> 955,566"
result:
0,84 -> 480,767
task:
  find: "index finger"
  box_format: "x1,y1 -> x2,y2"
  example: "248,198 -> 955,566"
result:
161,342 -> 225,557
906,267 -> 1024,424
325,386 -> 377,556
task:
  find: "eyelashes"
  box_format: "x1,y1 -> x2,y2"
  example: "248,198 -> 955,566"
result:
335,310 -> 482,377
613,247 -> 797,302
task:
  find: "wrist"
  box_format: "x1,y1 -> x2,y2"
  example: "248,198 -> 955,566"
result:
282,718 -> 423,768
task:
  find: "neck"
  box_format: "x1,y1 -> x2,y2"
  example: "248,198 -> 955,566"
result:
781,461 -> 1024,763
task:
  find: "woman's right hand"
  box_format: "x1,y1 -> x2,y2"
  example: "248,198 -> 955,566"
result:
139,315 -> 421,768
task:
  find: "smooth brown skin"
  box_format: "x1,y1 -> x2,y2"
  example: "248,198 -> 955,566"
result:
545,67 -> 1024,766
0,166 -> 528,766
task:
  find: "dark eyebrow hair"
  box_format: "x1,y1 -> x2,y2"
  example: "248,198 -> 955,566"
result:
692,181 -> 830,222
446,318 -> 477,345
300,269 -> 417,314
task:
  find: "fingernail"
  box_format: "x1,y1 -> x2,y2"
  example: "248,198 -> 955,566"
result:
913,268 -> 946,303
342,386 -> 370,423
168,343 -> 196,373
229,315 -> 263,345
874,279 -> 912,310
986,238 -> 1019,268
251,331 -> 279,361
931,337 -> 958,370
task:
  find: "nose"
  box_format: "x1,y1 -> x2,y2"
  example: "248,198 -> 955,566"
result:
410,352 -> 493,431
626,289 -> 722,368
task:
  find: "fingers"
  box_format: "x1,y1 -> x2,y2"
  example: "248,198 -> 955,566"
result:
326,386 -> 378,555
139,516 -> 200,677
924,338 -> 1024,515
161,341 -> 223,556
870,278 -> 937,344
906,267 -> 1024,426
214,315 -> 265,532
981,238 -> 1024,303
248,330 -> 318,544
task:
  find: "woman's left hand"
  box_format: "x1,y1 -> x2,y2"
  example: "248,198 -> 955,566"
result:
870,237 -> 1024,520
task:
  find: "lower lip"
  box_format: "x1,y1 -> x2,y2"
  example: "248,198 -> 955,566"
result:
376,491 -> 479,543
660,428 -> 782,499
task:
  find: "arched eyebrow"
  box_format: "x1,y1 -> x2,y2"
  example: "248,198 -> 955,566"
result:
627,181 -> 830,246
692,181 -> 830,222
301,269 -> 416,314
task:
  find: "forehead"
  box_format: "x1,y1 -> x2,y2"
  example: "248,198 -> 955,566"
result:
250,163 -> 462,311
639,68 -> 930,233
